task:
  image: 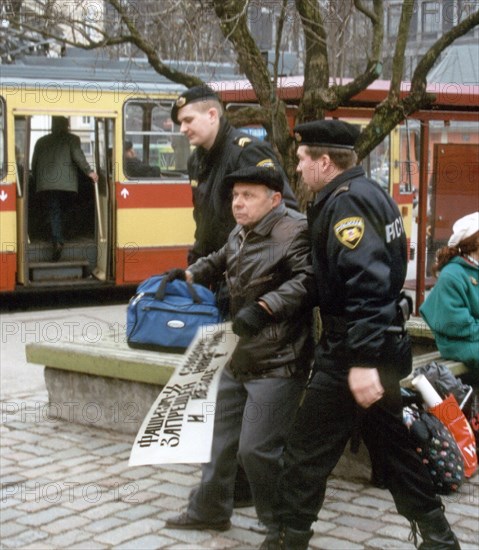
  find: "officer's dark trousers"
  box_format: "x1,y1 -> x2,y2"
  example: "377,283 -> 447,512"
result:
275,336 -> 442,530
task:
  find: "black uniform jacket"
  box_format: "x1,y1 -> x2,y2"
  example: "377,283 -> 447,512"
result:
308,166 -> 408,369
188,203 -> 314,376
187,118 -> 298,263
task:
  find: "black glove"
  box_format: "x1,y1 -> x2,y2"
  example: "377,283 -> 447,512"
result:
164,268 -> 186,282
232,302 -> 272,338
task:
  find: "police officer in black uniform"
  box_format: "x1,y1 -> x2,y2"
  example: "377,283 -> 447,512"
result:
171,85 -> 298,266
170,85 -> 298,514
260,120 -> 460,550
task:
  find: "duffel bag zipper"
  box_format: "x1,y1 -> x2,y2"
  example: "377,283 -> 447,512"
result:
142,305 -> 216,317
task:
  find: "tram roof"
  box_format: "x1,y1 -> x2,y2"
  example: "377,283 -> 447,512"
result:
218,76 -> 479,111
0,51 -> 242,94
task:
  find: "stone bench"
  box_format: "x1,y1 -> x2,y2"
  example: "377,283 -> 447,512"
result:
404,316 -> 469,380
401,350 -> 470,388
25,330 -> 183,435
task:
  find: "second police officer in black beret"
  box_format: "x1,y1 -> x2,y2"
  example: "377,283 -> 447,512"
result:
171,85 -> 298,268
260,120 -> 460,550
170,85 -> 299,514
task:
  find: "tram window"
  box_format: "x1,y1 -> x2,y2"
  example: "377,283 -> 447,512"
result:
0,99 -> 5,179
124,99 -> 189,177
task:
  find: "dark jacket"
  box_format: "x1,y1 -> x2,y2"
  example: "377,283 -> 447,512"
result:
188,203 -> 314,376
187,118 -> 298,263
32,131 -> 93,193
308,165 -> 408,369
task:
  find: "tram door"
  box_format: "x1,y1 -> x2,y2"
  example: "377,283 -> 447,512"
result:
91,118 -> 114,282
14,114 -> 115,287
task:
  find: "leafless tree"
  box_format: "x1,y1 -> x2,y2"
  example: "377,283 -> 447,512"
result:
2,0 -> 478,196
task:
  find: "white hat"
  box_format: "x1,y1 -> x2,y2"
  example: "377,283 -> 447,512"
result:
447,212 -> 479,247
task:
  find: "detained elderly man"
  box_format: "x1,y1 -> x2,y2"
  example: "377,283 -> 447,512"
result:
165,165 -> 314,533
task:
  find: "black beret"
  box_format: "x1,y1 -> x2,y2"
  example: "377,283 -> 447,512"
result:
294,120 -> 360,149
224,166 -> 284,193
171,85 -> 220,125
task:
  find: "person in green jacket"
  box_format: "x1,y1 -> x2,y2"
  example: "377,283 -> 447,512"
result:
32,116 -> 98,261
420,211 -> 479,381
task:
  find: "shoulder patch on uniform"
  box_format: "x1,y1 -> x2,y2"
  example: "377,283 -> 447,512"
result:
332,183 -> 351,197
235,136 -> 252,147
256,158 -> 275,168
334,217 -> 364,249
190,179 -> 198,188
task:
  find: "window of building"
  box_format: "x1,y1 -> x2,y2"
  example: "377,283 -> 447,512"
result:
387,3 -> 402,37
422,1 -> 440,35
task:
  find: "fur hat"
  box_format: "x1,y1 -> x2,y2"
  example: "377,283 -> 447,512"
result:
448,212 -> 479,247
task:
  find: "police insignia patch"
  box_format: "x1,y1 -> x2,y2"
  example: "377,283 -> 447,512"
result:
256,158 -> 275,168
176,97 -> 186,108
236,137 -> 252,147
334,217 -> 364,249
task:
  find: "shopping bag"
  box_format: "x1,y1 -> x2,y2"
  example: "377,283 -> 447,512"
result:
430,394 -> 478,478
413,374 -> 477,478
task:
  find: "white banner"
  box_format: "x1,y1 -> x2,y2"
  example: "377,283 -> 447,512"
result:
129,322 -> 237,466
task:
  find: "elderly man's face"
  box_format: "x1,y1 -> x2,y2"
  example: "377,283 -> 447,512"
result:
232,183 -> 281,228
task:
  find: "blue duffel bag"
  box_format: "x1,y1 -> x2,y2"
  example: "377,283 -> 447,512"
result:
126,274 -> 222,353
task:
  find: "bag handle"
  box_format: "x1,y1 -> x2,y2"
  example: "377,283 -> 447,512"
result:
155,276 -> 203,304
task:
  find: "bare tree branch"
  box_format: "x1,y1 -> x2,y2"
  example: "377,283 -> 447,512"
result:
212,0 -> 273,109
389,0 -> 415,101
297,0 -> 383,119
295,0 -> 329,120
106,0 -> 204,87
356,8 -> 479,161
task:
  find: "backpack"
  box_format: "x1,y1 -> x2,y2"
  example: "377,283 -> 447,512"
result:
404,405 -> 465,495
126,275 -> 222,353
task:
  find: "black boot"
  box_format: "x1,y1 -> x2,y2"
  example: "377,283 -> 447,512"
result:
281,526 -> 313,550
414,508 -> 461,549
260,526 -> 313,550
260,528 -> 281,550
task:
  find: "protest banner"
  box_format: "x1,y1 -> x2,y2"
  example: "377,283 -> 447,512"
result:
129,322 -> 237,466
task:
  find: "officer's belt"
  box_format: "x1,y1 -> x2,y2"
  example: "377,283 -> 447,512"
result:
322,315 -> 347,335
321,315 -> 407,336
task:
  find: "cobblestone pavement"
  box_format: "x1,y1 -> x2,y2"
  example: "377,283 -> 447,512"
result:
1,390 -> 478,550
